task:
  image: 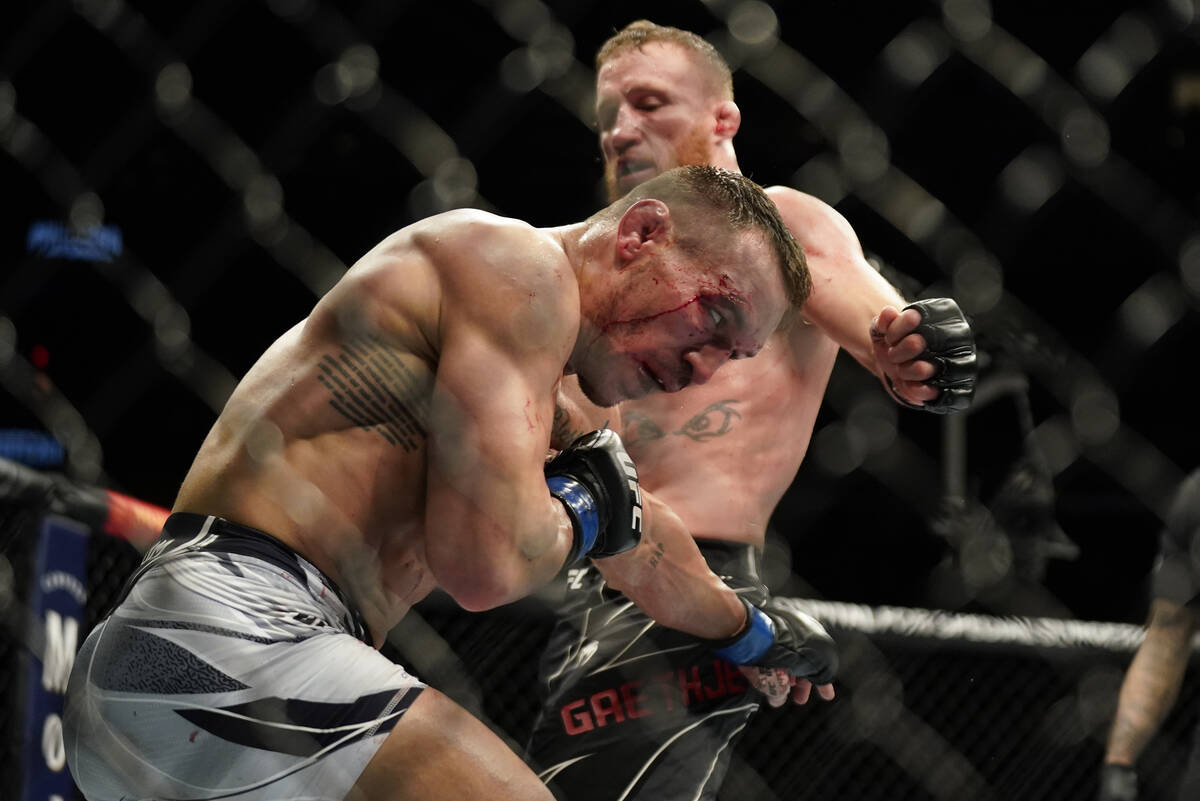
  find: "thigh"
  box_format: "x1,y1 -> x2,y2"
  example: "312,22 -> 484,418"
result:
350,687 -> 554,801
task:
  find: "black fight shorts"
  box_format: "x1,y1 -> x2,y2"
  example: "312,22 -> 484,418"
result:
526,541 -> 769,801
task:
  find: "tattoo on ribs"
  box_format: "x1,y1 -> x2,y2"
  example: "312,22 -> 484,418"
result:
317,338 -> 429,452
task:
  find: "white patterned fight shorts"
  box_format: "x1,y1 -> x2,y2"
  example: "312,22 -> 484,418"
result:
64,513 -> 425,801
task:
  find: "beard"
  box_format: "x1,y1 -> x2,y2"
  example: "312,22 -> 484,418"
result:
604,123 -> 715,202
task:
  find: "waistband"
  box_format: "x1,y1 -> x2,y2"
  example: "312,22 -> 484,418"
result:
134,513 -> 372,644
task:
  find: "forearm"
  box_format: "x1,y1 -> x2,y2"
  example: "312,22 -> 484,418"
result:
591,491 -> 745,639
1105,599 -> 1197,765
428,482 -> 576,611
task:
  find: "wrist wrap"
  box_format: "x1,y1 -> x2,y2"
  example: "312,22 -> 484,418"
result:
547,475 -> 599,563
712,600 -> 776,664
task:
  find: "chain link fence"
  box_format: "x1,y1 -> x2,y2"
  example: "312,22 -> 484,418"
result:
3,1 -> 1200,799
3,472 -> 1200,801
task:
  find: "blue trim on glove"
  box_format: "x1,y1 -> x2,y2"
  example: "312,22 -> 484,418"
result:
713,604 -> 776,664
546,475 -> 599,562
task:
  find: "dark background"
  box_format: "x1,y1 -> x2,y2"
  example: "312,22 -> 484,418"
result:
1,0 -> 1197,623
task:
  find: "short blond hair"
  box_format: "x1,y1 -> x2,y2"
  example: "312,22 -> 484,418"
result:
597,20 -> 734,101
602,165 -> 810,308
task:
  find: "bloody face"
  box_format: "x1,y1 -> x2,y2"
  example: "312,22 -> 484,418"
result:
574,231 -> 788,407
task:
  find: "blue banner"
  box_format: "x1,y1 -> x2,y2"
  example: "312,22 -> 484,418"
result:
22,515 -> 89,801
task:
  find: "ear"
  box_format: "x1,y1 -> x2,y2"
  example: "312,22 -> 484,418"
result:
714,100 -> 741,142
615,199 -> 672,263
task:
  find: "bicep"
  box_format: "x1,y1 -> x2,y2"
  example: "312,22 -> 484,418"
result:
772,188 -> 906,373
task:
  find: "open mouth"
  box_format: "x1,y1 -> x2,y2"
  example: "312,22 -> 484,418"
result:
618,160 -> 655,180
638,362 -> 668,392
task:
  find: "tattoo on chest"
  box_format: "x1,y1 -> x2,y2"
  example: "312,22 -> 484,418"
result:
624,401 -> 742,445
673,400 -> 742,442
317,338 -> 429,452
622,412 -> 666,448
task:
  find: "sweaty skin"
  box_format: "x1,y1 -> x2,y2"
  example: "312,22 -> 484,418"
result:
583,40 -> 939,544
559,190 -> 928,547
173,201 -> 788,648
552,38 -> 945,708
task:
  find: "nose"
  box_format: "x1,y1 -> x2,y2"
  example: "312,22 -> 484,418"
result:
604,106 -> 640,155
683,345 -> 732,387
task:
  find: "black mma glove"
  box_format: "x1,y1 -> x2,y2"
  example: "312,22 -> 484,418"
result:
709,597 -> 838,684
1097,764 -> 1138,801
545,429 -> 643,564
888,297 -> 977,414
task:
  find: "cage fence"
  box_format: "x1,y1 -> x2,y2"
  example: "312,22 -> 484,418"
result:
4,463 -> 1197,801
3,1 -> 1200,800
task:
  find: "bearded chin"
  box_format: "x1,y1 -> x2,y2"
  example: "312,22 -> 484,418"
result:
604,163 -> 623,204
603,124 -> 713,203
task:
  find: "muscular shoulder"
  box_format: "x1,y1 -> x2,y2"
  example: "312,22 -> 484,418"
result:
312,211 -> 575,357
764,186 -> 863,262
764,186 -> 903,360
414,210 -> 578,363
414,209 -> 570,291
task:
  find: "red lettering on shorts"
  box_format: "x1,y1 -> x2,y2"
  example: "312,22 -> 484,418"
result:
703,659 -> 728,699
561,698 -> 594,735
590,689 -> 626,727
620,680 -> 649,719
723,660 -> 749,694
557,659 -> 754,736
678,666 -> 703,706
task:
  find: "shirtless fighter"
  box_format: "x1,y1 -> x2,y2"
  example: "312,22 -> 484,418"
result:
525,22 -> 978,801
62,165 -> 837,801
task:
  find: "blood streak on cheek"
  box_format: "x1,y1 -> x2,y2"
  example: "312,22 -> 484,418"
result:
600,296 -> 701,333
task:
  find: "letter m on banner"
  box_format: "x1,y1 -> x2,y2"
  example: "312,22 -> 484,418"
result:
22,514 -> 89,801
42,611 -> 78,693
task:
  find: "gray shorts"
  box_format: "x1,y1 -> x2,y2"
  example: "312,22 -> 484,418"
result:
64,514 -> 425,801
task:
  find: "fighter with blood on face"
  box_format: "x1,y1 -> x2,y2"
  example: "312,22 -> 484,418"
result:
525,21 -> 978,801
63,163 -> 843,801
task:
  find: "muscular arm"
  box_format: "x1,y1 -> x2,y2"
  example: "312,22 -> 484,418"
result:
767,187 -> 904,371
766,187 -> 938,406
422,221 -> 579,611
592,491 -> 746,639
555,376 -> 744,638
1105,598 -> 1198,765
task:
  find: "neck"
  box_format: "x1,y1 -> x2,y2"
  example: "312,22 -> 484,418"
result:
550,221 -> 598,379
709,144 -> 741,174
549,221 -> 589,274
